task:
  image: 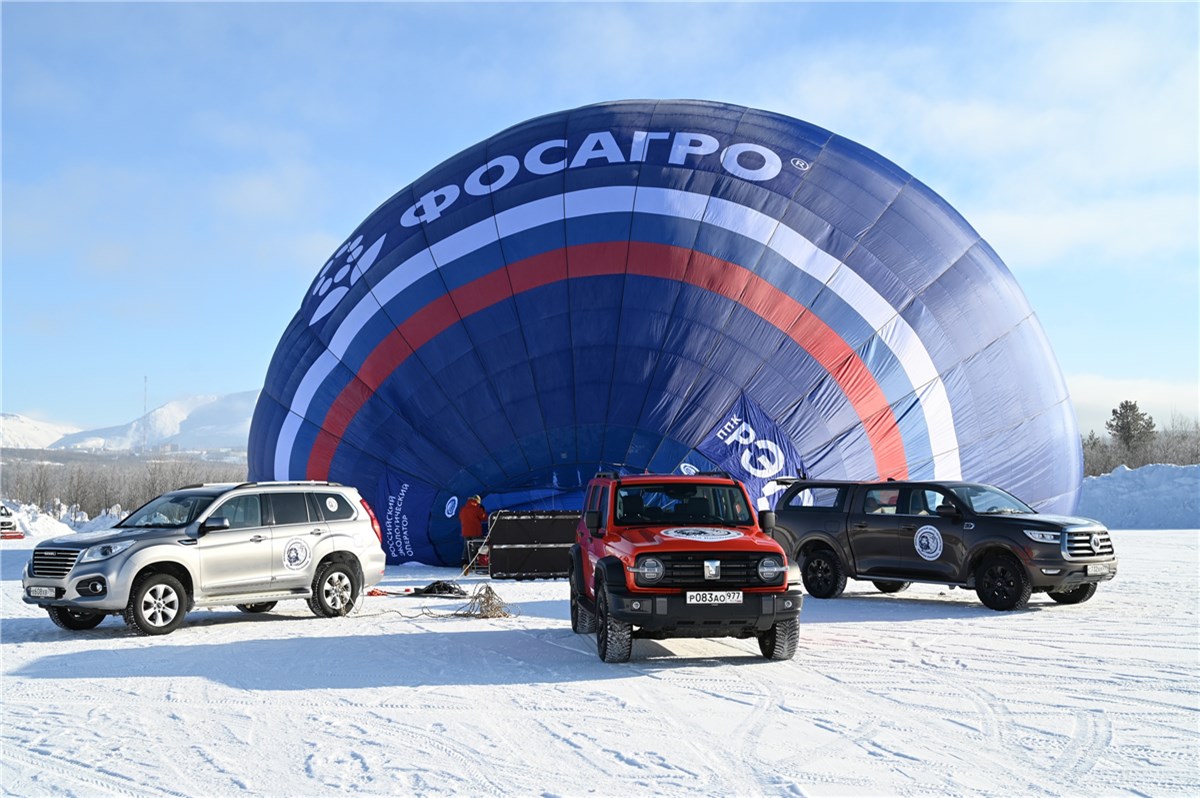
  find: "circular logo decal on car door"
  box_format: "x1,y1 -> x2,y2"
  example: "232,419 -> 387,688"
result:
283,538 -> 312,571
914,525 -> 944,561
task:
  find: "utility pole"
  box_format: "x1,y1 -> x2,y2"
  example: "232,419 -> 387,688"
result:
142,376 -> 148,454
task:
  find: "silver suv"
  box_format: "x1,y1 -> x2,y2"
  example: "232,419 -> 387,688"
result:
22,481 -> 387,635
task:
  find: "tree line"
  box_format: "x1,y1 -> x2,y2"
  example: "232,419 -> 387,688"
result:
1082,400 -> 1200,475
0,454 -> 246,521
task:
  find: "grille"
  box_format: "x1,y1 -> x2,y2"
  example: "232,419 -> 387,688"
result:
653,552 -> 776,588
32,548 -> 82,578
1064,529 -> 1115,560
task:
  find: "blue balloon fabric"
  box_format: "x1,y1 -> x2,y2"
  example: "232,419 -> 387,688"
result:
249,100 -> 1081,565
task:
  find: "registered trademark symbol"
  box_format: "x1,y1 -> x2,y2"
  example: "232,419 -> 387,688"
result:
790,157 -> 810,171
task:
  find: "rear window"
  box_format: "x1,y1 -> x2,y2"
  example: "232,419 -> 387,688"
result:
784,486 -> 845,510
270,493 -> 311,525
316,492 -> 356,521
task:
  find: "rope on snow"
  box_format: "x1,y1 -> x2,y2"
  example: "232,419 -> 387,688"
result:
359,582 -> 518,620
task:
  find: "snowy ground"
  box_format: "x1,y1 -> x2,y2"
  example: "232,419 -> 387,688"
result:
1,521 -> 1197,797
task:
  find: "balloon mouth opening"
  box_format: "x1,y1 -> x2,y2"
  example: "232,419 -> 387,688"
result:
468,461 -> 647,513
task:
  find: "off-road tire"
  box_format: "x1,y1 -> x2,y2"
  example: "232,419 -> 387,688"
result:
596,585 -> 632,663
975,553 -> 1032,611
801,548 -> 847,599
125,573 -> 188,635
236,602 -> 278,614
872,580 -> 912,594
47,606 -> 105,631
307,561 -> 359,618
1048,583 -> 1098,605
757,617 -> 799,660
570,571 -> 597,634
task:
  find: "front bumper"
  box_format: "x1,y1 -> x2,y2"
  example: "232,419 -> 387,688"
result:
21,558 -> 130,612
1025,555 -> 1118,591
605,585 -> 804,638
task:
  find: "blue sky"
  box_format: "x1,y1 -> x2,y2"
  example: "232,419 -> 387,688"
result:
2,1 -> 1197,438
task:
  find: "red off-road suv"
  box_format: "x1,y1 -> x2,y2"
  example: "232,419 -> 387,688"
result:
569,471 -> 803,662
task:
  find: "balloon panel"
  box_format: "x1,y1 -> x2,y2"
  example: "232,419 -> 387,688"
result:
249,100 -> 1081,564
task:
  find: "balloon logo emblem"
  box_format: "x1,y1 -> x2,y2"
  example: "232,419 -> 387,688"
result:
308,234 -> 386,324
790,157 -> 811,171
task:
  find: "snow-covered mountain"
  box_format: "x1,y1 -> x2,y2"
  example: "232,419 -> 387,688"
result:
0,413 -> 81,450
41,391 -> 258,452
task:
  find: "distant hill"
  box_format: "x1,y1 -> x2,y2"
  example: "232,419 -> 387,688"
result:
22,391 -> 260,453
1,414 -> 81,450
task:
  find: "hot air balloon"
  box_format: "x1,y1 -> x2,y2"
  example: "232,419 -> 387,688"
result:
249,100 -> 1080,565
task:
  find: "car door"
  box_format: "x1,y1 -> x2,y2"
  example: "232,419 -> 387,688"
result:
267,492 -> 329,589
847,486 -> 906,575
582,485 -> 610,597
895,486 -> 969,582
197,494 -> 273,595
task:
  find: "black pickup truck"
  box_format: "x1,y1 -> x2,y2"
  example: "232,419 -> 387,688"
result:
771,479 -> 1117,611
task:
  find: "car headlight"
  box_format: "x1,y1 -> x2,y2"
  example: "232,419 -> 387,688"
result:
80,540 -> 135,563
758,556 -> 786,582
631,556 -> 665,585
1023,529 -> 1061,544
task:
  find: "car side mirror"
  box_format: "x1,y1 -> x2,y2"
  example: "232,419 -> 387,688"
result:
584,509 -> 600,535
758,510 -> 776,533
200,516 -> 231,535
935,504 -> 960,520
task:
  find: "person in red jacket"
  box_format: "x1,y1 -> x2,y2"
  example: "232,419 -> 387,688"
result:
459,495 -> 488,566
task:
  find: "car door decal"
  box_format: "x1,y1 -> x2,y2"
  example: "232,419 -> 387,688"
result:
914,525 -> 944,560
282,538 -> 312,570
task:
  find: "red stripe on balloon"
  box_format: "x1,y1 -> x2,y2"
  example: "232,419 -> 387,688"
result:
306,241 -> 907,480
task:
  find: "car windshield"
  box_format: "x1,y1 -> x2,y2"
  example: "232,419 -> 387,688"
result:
950,484 -> 1034,514
614,483 -> 753,526
118,493 -> 218,528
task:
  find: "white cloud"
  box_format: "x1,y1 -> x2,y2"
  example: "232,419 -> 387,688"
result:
974,191 -> 1199,271
192,113 -> 313,159
1068,373 -> 1199,436
4,164 -> 162,278
209,162 -> 319,221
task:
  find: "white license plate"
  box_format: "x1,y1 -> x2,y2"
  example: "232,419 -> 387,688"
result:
1086,564 -> 1109,576
686,590 -> 743,605
27,586 -> 56,598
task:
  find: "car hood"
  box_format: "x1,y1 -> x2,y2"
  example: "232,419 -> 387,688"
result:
42,525 -> 185,548
991,513 -> 1106,530
612,524 -> 782,553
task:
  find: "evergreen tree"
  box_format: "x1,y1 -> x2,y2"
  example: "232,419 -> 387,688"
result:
1105,400 -> 1156,451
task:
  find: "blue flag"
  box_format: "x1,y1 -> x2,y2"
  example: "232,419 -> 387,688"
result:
376,472 -> 439,564
697,394 -> 804,510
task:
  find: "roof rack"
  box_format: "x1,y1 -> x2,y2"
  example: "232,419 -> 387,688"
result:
232,480 -> 343,489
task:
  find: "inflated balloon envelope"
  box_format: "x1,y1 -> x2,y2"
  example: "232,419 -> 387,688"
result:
248,100 -> 1080,566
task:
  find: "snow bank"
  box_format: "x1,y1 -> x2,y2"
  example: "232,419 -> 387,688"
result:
0,500 -> 121,539
1077,463 -> 1200,530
